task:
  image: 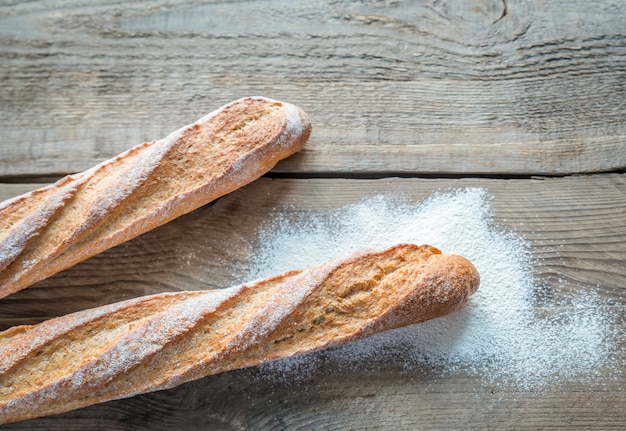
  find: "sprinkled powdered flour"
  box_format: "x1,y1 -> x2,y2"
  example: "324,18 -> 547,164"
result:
235,188 -> 621,391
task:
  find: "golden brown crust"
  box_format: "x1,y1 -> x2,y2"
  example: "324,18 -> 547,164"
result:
0,244 -> 479,424
0,97 -> 311,299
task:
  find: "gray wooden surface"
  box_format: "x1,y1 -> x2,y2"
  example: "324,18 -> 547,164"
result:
1,0 -> 625,177
1,0 -> 625,429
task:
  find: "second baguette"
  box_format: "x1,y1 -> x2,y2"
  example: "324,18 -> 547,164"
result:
0,97 -> 311,299
0,243 -> 479,424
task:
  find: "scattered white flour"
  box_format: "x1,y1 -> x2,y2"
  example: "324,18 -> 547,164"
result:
235,188 -> 622,391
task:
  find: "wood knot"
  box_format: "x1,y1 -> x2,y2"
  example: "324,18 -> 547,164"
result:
348,0 -> 530,47
445,0 -> 508,26
434,0 -> 529,45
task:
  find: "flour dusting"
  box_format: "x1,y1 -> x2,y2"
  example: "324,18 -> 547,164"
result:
237,188 -> 621,390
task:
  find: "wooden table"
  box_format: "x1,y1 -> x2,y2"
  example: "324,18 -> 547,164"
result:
1,1 -> 625,429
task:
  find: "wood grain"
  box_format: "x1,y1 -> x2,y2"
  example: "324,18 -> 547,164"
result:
0,174 -> 624,429
1,0 -> 625,177
1,174 -> 624,322
1,0 -> 625,428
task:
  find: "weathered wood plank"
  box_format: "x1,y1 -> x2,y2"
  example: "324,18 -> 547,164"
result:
1,174 -> 624,321
1,0 -> 625,177
0,174 -> 624,429
4,367 -> 625,431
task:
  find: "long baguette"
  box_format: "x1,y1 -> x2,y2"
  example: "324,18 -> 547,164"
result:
0,97 -> 311,299
0,243 -> 479,424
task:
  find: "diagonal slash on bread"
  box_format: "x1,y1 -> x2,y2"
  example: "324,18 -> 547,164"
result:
0,97 -> 311,299
0,243 -> 479,424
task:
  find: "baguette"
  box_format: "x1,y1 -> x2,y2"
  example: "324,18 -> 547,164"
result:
0,97 -> 311,299
0,243 -> 479,424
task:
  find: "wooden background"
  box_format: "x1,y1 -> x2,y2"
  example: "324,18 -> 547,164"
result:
1,0 -> 625,429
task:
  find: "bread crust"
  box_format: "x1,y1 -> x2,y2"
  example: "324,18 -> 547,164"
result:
0,243 -> 479,424
0,97 -> 311,299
